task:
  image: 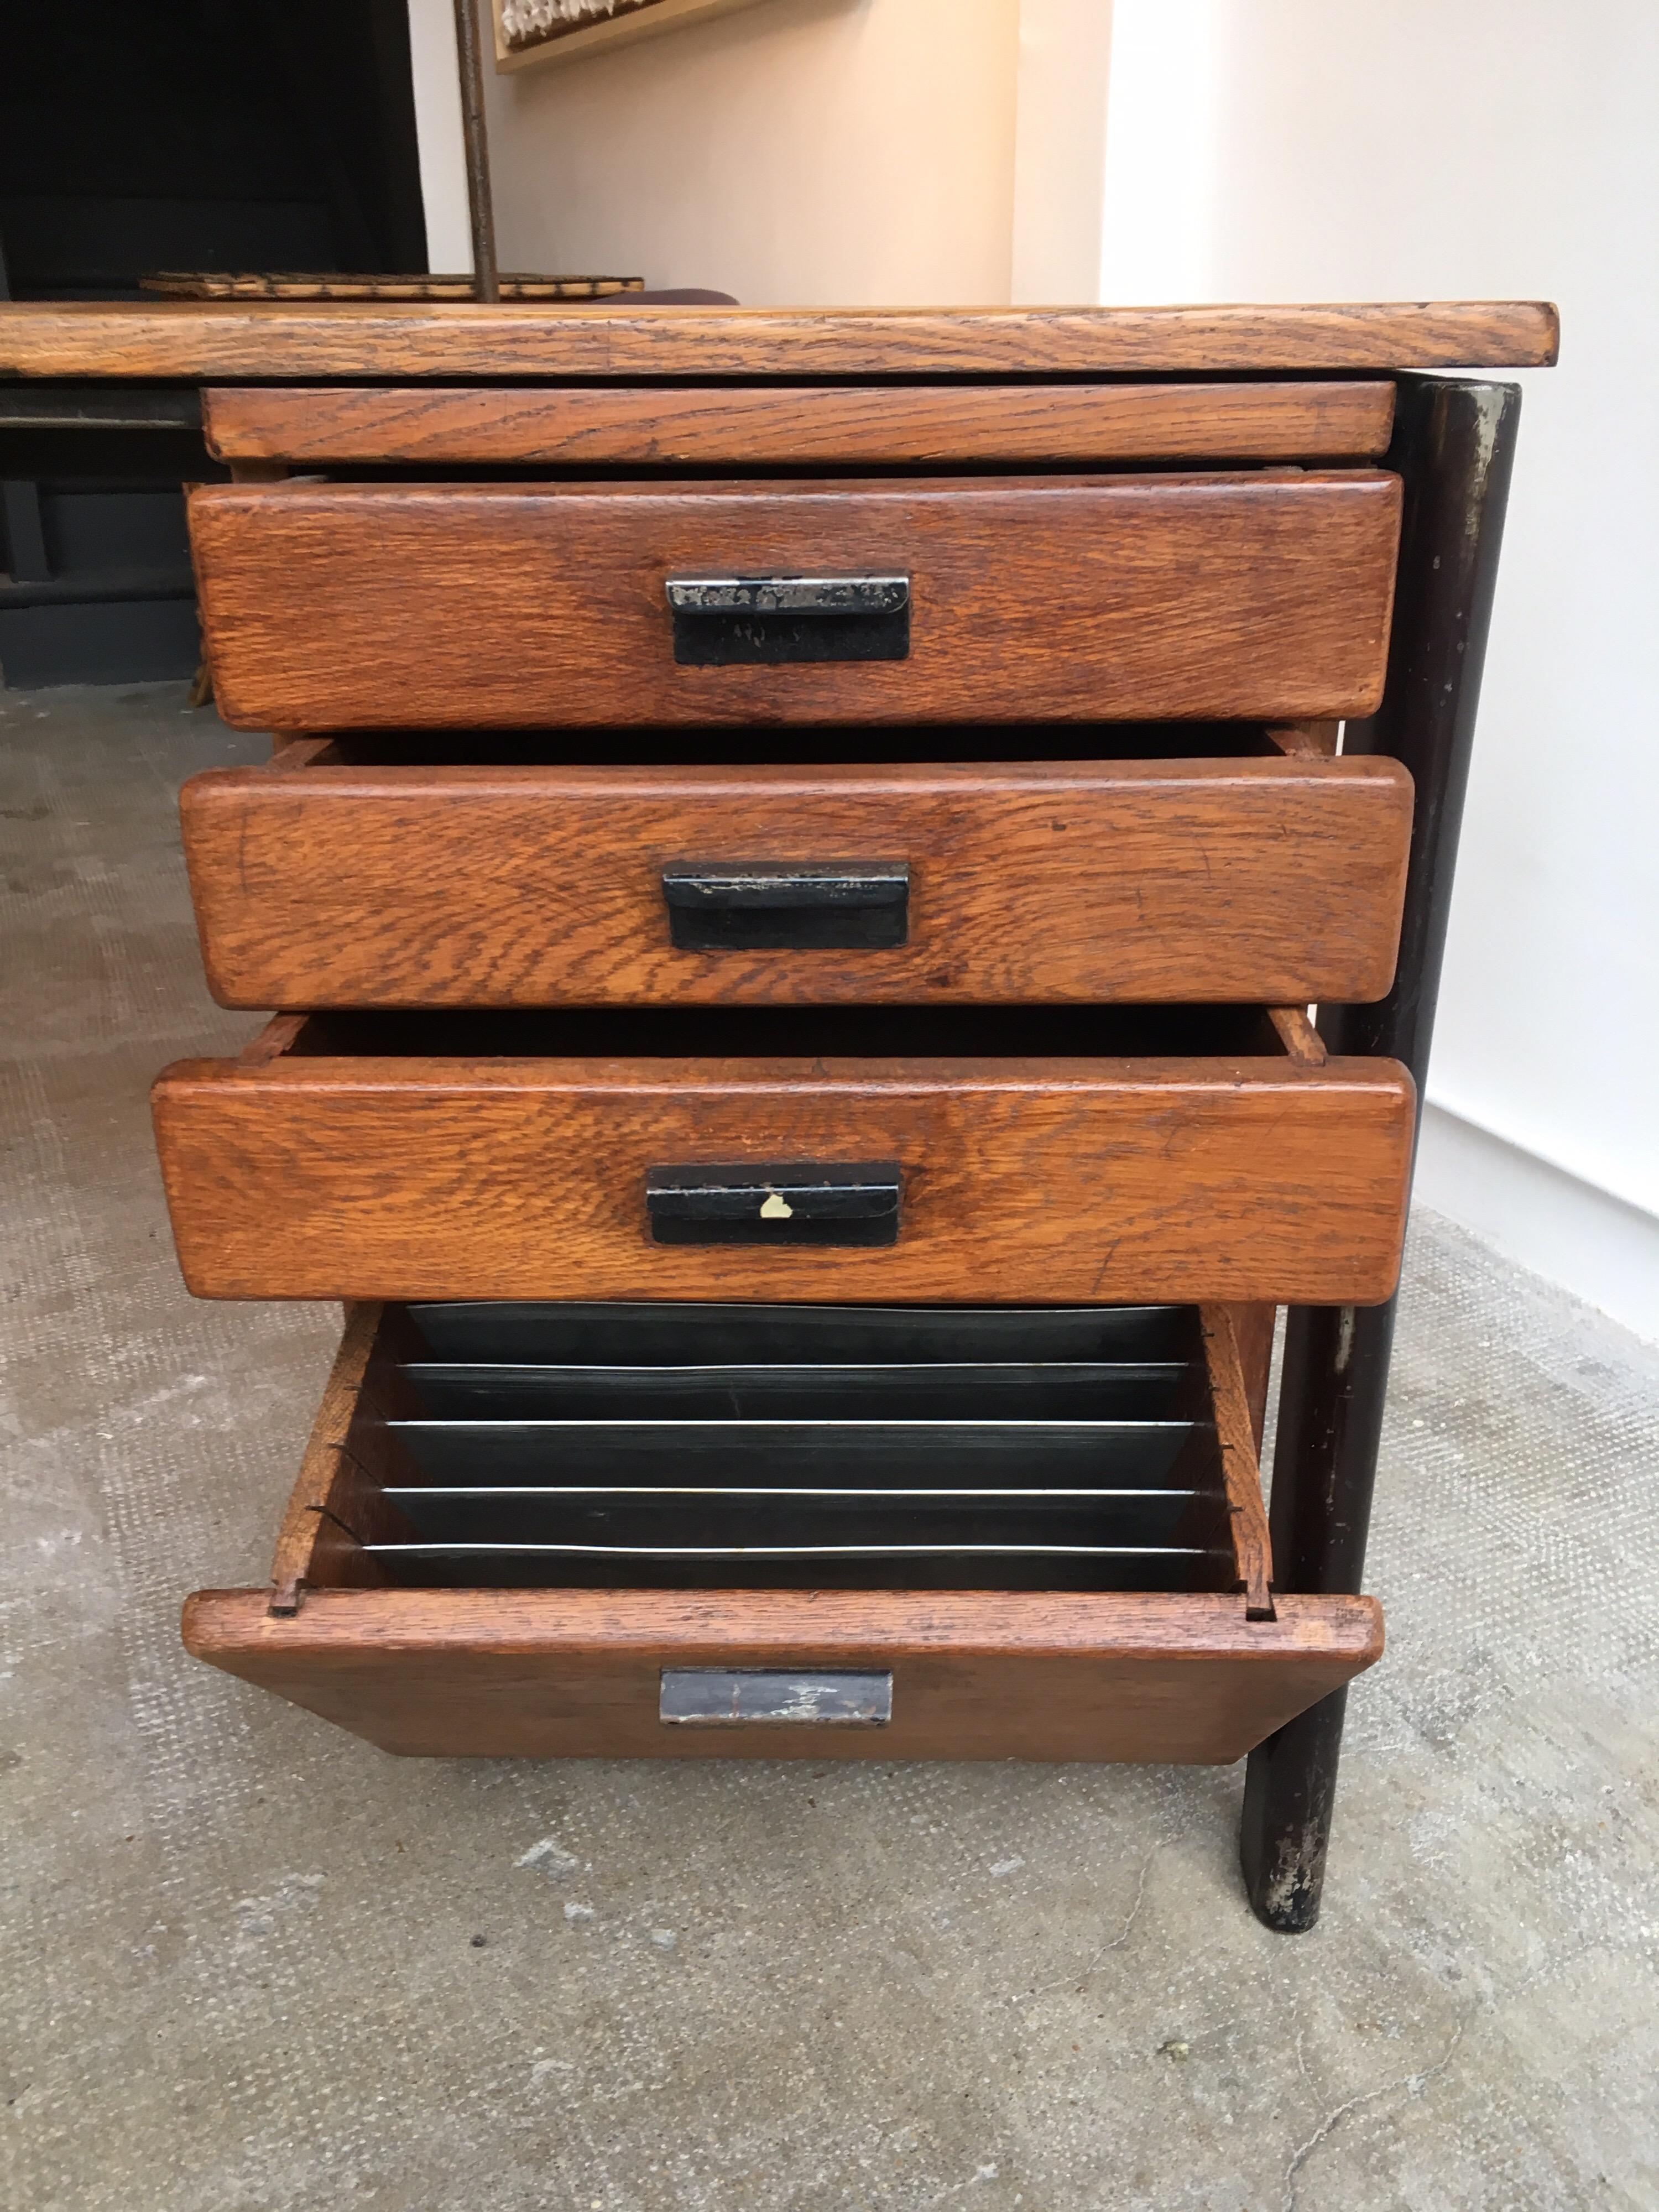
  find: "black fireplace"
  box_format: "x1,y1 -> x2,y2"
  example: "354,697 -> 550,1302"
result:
1,0 -> 427,686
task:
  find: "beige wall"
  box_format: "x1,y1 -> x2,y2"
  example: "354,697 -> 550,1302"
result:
1011,0 -> 1113,303
477,0 -> 1023,306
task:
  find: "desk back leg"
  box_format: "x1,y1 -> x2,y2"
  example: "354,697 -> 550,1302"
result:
1241,373 -> 1524,1931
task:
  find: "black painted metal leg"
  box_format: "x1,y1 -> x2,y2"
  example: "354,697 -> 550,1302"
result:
1241,374 -> 1525,1931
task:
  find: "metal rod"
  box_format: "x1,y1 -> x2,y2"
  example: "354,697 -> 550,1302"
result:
1240,374 -> 1525,1933
452,0 -> 500,302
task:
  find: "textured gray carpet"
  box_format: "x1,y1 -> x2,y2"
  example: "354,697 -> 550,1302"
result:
4,684 -> 1657,2211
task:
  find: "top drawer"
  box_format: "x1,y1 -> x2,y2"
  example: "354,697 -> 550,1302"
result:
200,379 -> 1398,468
188,472 -> 1402,732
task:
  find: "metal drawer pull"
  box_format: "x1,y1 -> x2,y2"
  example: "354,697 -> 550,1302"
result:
665,577 -> 909,614
645,1161 -> 901,1248
665,574 -> 910,665
660,1668 -> 892,1727
661,862 -> 909,951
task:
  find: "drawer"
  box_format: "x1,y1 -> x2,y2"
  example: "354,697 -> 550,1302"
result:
201,379 -> 1398,467
181,746 -> 1413,1009
181,1298 -> 1384,1761
150,1006 -> 1415,1306
187,472 -> 1402,730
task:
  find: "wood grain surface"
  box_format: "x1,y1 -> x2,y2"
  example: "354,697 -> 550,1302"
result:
1227,1302 -> 1277,1452
181,755 -> 1413,1009
181,1584 -> 1382,1761
267,1302 -> 416,1610
1267,720 -> 1341,758
151,1046 -> 1415,1304
201,380 -> 1397,465
1,300 -> 1559,380
189,473 -> 1404,729
1268,1006 -> 1329,1064
1198,1305 -> 1275,1619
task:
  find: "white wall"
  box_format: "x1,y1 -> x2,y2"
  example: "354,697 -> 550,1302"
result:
406,0 -> 474,272
1010,0 -> 1114,304
475,0 -> 1023,307
405,0 -> 1658,1335
1100,0 -> 1659,1336
412,0 -> 1111,302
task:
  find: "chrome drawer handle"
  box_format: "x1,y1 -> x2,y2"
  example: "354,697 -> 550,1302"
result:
665,574 -> 910,666
661,862 -> 909,951
645,1161 -> 902,1248
660,1669 -> 892,1727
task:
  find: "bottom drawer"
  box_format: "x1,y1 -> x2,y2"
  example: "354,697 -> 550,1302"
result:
182,1299 -> 1382,1762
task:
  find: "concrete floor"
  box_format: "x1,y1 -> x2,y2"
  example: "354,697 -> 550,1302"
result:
3,682 -> 1657,2212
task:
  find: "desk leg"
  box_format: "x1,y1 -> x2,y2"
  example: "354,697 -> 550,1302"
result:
1241,374 -> 1524,1931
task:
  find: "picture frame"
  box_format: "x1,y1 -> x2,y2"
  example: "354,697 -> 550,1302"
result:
492,0 -> 778,73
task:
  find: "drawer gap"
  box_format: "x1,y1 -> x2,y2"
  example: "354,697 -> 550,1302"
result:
270,1002 -> 1285,1060
289,722 -> 1282,768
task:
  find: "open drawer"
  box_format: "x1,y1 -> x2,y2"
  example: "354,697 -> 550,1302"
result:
180,737 -> 1413,1010
151,1005 -> 1416,1307
182,1299 -> 1383,1761
186,470 -> 1401,730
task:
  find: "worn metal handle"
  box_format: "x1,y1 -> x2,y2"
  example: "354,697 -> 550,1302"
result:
661,863 -> 909,951
660,1669 -> 893,1726
665,575 -> 911,665
645,1161 -> 902,1247
665,576 -> 909,615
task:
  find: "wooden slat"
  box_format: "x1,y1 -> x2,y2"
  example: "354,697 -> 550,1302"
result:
150,1048 -> 1416,1305
1198,1306 -> 1275,1619
1269,1006 -> 1329,1065
234,1013 -> 307,1065
1266,721 -> 1341,757
181,755 -> 1414,1010
200,380 -> 1397,466
0,300 -> 1560,380
267,1302 -> 409,1610
181,1585 -> 1383,1762
189,473 -> 1403,729
1225,1301 -> 1277,1452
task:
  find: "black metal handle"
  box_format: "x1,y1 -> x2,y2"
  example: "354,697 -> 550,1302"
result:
661,863 -> 909,951
645,1161 -> 902,1247
665,575 -> 910,665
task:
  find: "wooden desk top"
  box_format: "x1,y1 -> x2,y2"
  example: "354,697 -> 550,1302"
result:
0,300 -> 1558,382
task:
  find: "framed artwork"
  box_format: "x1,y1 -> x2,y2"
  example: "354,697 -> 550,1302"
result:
492,0 -> 779,72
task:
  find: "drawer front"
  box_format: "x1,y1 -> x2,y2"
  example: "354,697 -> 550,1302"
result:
152,1052 -> 1415,1305
180,1299 -> 1382,1764
201,379 -> 1397,466
188,473 -> 1402,730
182,1586 -> 1381,1762
182,757 -> 1413,1009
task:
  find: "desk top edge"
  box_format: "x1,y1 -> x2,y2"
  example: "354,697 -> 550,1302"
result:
0,300 -> 1559,380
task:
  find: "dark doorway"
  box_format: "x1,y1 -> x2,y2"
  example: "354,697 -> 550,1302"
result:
1,0 -> 428,687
